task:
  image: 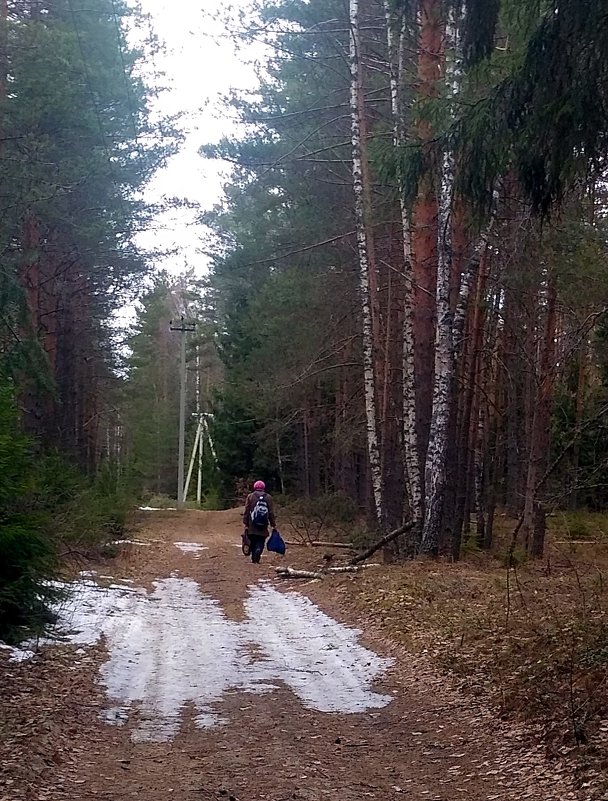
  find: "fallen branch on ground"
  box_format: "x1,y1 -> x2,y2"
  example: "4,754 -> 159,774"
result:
283,539 -> 355,549
276,567 -> 324,579
349,521 -> 415,565
310,540 -> 355,549
554,540 -> 599,544
276,564 -> 380,580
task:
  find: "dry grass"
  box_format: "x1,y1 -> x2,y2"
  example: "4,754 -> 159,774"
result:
324,512 -> 608,794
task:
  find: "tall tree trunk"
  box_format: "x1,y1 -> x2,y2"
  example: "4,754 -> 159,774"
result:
349,0 -> 383,524
503,284 -> 521,514
39,248 -> 61,374
450,201 -> 467,313
452,251 -> 489,549
522,278 -> 558,557
420,5 -> 465,555
420,144 -> 454,555
569,338 -> 588,508
20,212 -> 44,436
412,0 -> 441,496
381,263 -> 392,484
448,216 -> 495,558
21,211 -> 40,332
384,0 -> 422,525
309,384 -> 322,496
440,199 -> 469,549
475,285 -> 501,548
486,295 -> 507,546
303,405 -> 311,498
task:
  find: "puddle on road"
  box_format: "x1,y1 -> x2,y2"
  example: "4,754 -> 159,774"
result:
9,577 -> 393,742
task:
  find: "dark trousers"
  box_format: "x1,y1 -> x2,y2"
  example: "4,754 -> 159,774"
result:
249,529 -> 267,563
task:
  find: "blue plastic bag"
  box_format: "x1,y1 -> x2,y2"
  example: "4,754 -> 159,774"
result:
267,528 -> 286,555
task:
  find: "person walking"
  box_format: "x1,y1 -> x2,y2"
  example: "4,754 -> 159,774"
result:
242,480 -> 276,563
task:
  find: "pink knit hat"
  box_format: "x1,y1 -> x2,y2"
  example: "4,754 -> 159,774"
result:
253,480 -> 265,491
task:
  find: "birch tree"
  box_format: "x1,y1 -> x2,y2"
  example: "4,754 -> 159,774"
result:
349,0 -> 383,524
384,1 -> 422,526
420,145 -> 454,553
417,5 -> 460,553
202,0 -> 608,560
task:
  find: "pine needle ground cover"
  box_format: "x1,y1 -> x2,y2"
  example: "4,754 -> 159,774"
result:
332,515 -> 608,795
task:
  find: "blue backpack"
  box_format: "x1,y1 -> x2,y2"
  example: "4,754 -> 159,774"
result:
250,492 -> 269,528
267,529 -> 286,555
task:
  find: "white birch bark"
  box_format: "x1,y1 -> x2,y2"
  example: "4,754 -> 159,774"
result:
384,1 -> 423,526
350,0 -> 383,524
421,190 -> 498,551
420,144 -> 455,554
452,199 -> 499,355
419,10 -> 459,554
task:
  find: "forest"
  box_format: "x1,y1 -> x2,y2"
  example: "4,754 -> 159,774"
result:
0,0 -> 180,641
1,0 -> 608,649
1,1 -> 608,797
197,0 -> 608,561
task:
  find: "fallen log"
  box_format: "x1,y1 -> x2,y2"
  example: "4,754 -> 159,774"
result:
310,541 -> 355,549
553,540 -> 598,544
276,567 -> 324,579
349,521 -> 415,565
325,564 -> 378,573
275,564 -> 380,580
283,540 -> 355,549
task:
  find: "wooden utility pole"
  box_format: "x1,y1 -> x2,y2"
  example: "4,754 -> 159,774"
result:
170,316 -> 195,509
196,345 -> 202,505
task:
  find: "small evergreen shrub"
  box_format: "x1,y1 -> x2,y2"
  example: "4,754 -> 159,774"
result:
201,487 -> 222,510
0,383 -> 133,643
0,384 -> 57,643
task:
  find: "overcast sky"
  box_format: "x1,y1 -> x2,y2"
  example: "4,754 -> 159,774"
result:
134,0 -> 261,278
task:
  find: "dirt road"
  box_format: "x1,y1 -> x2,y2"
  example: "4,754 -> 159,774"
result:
1,510 -> 580,800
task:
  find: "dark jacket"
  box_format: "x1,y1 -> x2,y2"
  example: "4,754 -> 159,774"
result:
243,490 -> 276,531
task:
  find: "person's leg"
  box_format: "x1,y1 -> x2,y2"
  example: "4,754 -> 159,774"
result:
250,533 -> 265,563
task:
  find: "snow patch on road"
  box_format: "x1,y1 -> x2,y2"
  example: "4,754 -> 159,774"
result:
2,581 -> 143,662
0,641 -> 36,662
46,581 -> 143,647
5,577 -> 392,742
244,582 -> 392,713
110,539 -> 150,546
99,578 -> 267,742
173,542 -> 209,556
